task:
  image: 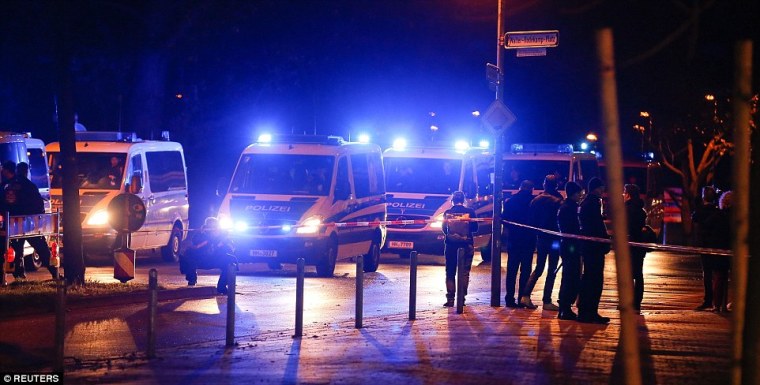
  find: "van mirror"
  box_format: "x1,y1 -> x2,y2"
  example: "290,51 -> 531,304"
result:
128,174 -> 142,194
216,177 -> 229,197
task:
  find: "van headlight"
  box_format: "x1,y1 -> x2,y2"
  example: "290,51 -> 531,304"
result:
430,213 -> 444,229
296,216 -> 323,234
218,215 -> 233,230
234,220 -> 249,232
86,209 -> 110,226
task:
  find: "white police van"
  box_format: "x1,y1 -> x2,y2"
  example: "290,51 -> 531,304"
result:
382,141 -> 492,258
47,131 -> 189,264
217,135 -> 387,277
473,143 -> 600,259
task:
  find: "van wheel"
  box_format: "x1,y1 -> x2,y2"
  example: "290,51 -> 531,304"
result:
316,238 -> 338,277
24,251 -> 42,271
161,226 -> 183,262
363,240 -> 380,273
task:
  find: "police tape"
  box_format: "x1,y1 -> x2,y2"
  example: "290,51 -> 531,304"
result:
501,220 -> 732,257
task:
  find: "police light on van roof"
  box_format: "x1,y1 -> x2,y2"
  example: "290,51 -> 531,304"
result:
454,140 -> 470,152
580,142 -> 589,151
357,133 -> 370,143
257,133 -> 273,143
392,138 -> 407,150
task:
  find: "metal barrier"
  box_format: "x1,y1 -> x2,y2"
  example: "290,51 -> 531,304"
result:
1,212 -> 62,286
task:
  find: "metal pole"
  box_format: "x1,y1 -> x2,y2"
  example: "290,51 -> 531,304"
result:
596,28 -> 642,385
409,251 -> 418,320
355,256 -> 364,329
54,276 -> 66,371
490,0 -> 506,307
147,269 -> 157,358
1,214 -> 6,287
456,248 -> 465,314
226,263 -> 236,347
295,258 -> 305,338
731,40 -> 752,385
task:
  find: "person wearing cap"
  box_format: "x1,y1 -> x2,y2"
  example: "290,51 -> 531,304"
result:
524,174 -> 563,311
180,217 -> 237,294
577,177 -> 611,324
441,191 -> 478,307
624,183 -> 648,314
2,161 -> 53,280
502,180 -> 537,309
557,181 -> 584,320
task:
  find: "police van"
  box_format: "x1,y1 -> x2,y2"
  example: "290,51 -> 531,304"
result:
382,142 -> 492,258
24,135 -> 51,213
473,143 -> 600,259
47,131 -> 189,264
217,135 -> 387,277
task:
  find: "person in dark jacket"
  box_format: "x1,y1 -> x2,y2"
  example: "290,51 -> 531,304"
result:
691,186 -> 720,310
624,184 -> 648,313
181,217 -> 237,294
557,181 -> 583,320
702,191 -> 732,312
441,191 -> 479,307
524,174 -> 563,311
502,180 -> 536,308
577,177 -> 611,324
2,161 -> 55,280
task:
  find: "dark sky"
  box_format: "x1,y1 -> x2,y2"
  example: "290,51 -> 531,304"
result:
0,0 -> 756,222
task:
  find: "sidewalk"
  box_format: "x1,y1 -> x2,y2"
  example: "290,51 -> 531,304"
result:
63,298 -> 732,385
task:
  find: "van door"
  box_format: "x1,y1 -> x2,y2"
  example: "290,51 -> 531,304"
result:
26,145 -> 51,213
332,156 -> 354,256
143,150 -> 188,249
125,153 -> 146,249
347,152 -> 385,252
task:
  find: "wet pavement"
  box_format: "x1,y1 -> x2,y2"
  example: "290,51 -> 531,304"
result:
0,251 -> 732,384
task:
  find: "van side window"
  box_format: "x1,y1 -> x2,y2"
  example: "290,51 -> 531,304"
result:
463,160 -> 475,198
368,153 -> 385,195
128,154 -> 143,189
27,148 -> 50,190
351,154 -> 370,198
335,157 -> 350,200
145,151 -> 186,193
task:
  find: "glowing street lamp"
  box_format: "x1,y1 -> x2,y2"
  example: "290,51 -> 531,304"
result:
586,133 -> 598,142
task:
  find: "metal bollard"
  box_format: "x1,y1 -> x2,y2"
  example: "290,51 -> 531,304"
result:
409,251 -> 418,320
294,258 -> 305,338
355,256 -> 363,329
55,277 -> 66,371
147,269 -> 158,358
226,263 -> 236,347
456,248 -> 465,314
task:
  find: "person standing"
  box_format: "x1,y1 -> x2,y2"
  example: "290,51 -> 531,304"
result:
524,175 -> 563,311
702,191 -> 733,312
2,161 -> 56,280
441,191 -> 478,307
691,186 -> 720,310
624,184 -> 648,313
577,177 -> 611,324
557,181 -> 584,320
502,180 -> 537,308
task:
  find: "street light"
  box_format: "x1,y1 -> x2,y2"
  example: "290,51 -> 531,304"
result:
586,132 -> 598,142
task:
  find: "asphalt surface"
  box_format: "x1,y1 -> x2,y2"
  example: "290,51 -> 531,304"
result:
0,251 -> 732,385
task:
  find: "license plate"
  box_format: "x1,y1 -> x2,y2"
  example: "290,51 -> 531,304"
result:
250,249 -> 278,257
389,241 -> 414,249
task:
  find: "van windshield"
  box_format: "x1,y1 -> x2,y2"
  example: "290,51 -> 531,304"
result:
385,157 -> 462,195
49,152 -> 127,190
229,154 -> 335,196
475,159 -> 571,191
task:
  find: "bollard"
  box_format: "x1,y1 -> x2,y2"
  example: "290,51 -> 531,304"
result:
355,256 -> 364,329
226,262 -> 236,347
147,269 -> 158,358
54,277 -> 66,371
456,248 -> 465,314
294,258 -> 305,338
409,251 -> 418,320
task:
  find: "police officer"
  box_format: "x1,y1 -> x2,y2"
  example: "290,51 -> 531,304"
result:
524,174 -> 563,311
577,177 -> 611,324
2,161 -> 56,280
503,180 -> 537,308
181,217 -> 237,294
557,181 -> 583,320
441,191 -> 478,307
691,186 -> 719,310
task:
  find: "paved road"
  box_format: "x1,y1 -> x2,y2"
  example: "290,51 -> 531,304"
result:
0,251 -> 732,384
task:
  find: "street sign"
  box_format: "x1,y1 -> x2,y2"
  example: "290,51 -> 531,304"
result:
504,30 -> 559,49
516,48 -> 547,57
108,193 -> 146,233
482,100 -> 516,135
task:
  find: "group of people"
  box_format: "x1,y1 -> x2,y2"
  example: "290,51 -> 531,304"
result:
2,160 -> 57,280
692,186 -> 734,313
441,175 -> 654,324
